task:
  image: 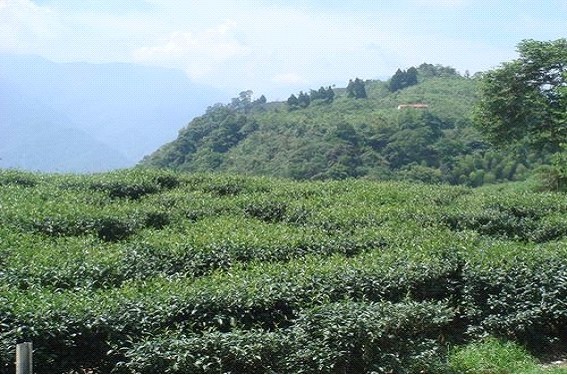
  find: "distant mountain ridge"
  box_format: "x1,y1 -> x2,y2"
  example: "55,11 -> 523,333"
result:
0,54 -> 226,172
141,64 -> 543,186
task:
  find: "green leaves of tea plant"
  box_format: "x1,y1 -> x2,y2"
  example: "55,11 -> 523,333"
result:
1,168 -> 567,372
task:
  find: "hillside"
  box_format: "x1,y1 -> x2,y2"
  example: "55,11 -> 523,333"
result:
1,168 -> 567,373
141,64 -> 542,186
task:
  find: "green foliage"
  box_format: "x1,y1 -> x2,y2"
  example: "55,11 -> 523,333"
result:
142,63 -> 550,187
288,300 -> 453,373
417,63 -> 459,79
475,38 -> 567,153
0,170 -> 38,187
1,169 -> 567,373
448,337 -> 540,374
119,300 -> 453,373
535,144 -> 567,192
388,67 -> 418,92
346,77 -> 367,98
286,93 -> 299,109
117,329 -> 289,373
474,39 -> 567,192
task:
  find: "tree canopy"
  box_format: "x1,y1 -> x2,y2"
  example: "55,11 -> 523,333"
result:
346,78 -> 367,99
388,67 -> 418,92
142,66 -> 546,187
475,38 -> 567,153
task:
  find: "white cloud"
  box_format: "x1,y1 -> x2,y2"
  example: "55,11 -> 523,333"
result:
271,73 -> 308,85
132,20 -> 249,79
0,0 -> 61,52
4,0 -> 566,101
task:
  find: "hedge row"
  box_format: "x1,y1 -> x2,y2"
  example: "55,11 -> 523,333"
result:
2,169 -> 567,373
117,300 -> 454,374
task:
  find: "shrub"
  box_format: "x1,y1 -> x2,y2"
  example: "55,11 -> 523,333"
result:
462,253 -> 567,351
287,300 -> 454,373
117,329 -> 288,373
0,170 -> 38,187
118,300 -> 454,374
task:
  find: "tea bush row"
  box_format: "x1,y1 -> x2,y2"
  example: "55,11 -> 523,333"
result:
2,169 -> 567,373
117,300 -> 454,374
1,218 -> 388,291
440,188 -> 567,243
4,237 -> 567,372
463,250 -> 567,350
0,249 -> 463,372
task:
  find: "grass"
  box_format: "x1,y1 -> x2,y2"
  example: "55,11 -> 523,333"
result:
448,337 -> 567,374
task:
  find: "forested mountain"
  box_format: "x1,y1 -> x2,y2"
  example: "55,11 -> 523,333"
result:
141,64 -> 544,186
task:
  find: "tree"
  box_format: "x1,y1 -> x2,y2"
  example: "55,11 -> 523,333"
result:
231,90 -> 254,112
310,86 -> 335,103
325,86 -> 335,103
417,63 -> 458,78
406,67 -> 418,86
298,91 -> 311,108
474,38 -> 567,153
254,95 -> 267,105
388,69 -> 405,92
287,94 -> 299,110
388,68 -> 418,92
347,78 -> 367,99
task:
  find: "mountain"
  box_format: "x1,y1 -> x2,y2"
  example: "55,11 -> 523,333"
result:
0,77 -> 131,172
0,54 -> 227,172
141,64 -> 542,187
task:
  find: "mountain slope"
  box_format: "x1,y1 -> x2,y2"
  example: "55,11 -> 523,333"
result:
0,54 -> 227,170
141,66 -> 539,186
0,78 -> 131,172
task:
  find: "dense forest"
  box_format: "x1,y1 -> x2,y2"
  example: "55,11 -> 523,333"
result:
141,63 -> 547,187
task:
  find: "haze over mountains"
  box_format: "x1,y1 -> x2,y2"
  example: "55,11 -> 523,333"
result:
0,54 -> 226,173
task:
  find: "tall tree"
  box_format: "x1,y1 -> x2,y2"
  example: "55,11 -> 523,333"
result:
254,94 -> 267,105
347,78 -> 367,99
388,67 -> 418,92
475,38 -> 567,153
298,91 -> 311,108
406,67 -> 418,86
325,86 -> 335,103
388,69 -> 405,92
287,94 -> 299,110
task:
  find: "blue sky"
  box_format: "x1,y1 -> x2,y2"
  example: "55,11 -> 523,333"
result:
1,0 -> 566,100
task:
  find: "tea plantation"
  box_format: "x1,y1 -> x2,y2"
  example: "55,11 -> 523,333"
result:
1,168 -> 567,373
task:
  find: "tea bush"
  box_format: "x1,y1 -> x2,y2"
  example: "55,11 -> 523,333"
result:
1,169 -> 566,373
117,300 -> 453,374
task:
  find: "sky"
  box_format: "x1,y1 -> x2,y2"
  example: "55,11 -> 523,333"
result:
1,0 -> 566,101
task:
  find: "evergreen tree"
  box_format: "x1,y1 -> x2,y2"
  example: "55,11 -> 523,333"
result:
310,86 -> 335,103
325,86 -> 335,103
389,68 -> 418,92
347,79 -> 354,96
287,94 -> 299,109
254,94 -> 267,105
388,69 -> 405,92
347,78 -> 367,99
406,67 -> 418,86
309,88 -> 322,101
298,91 -> 311,108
